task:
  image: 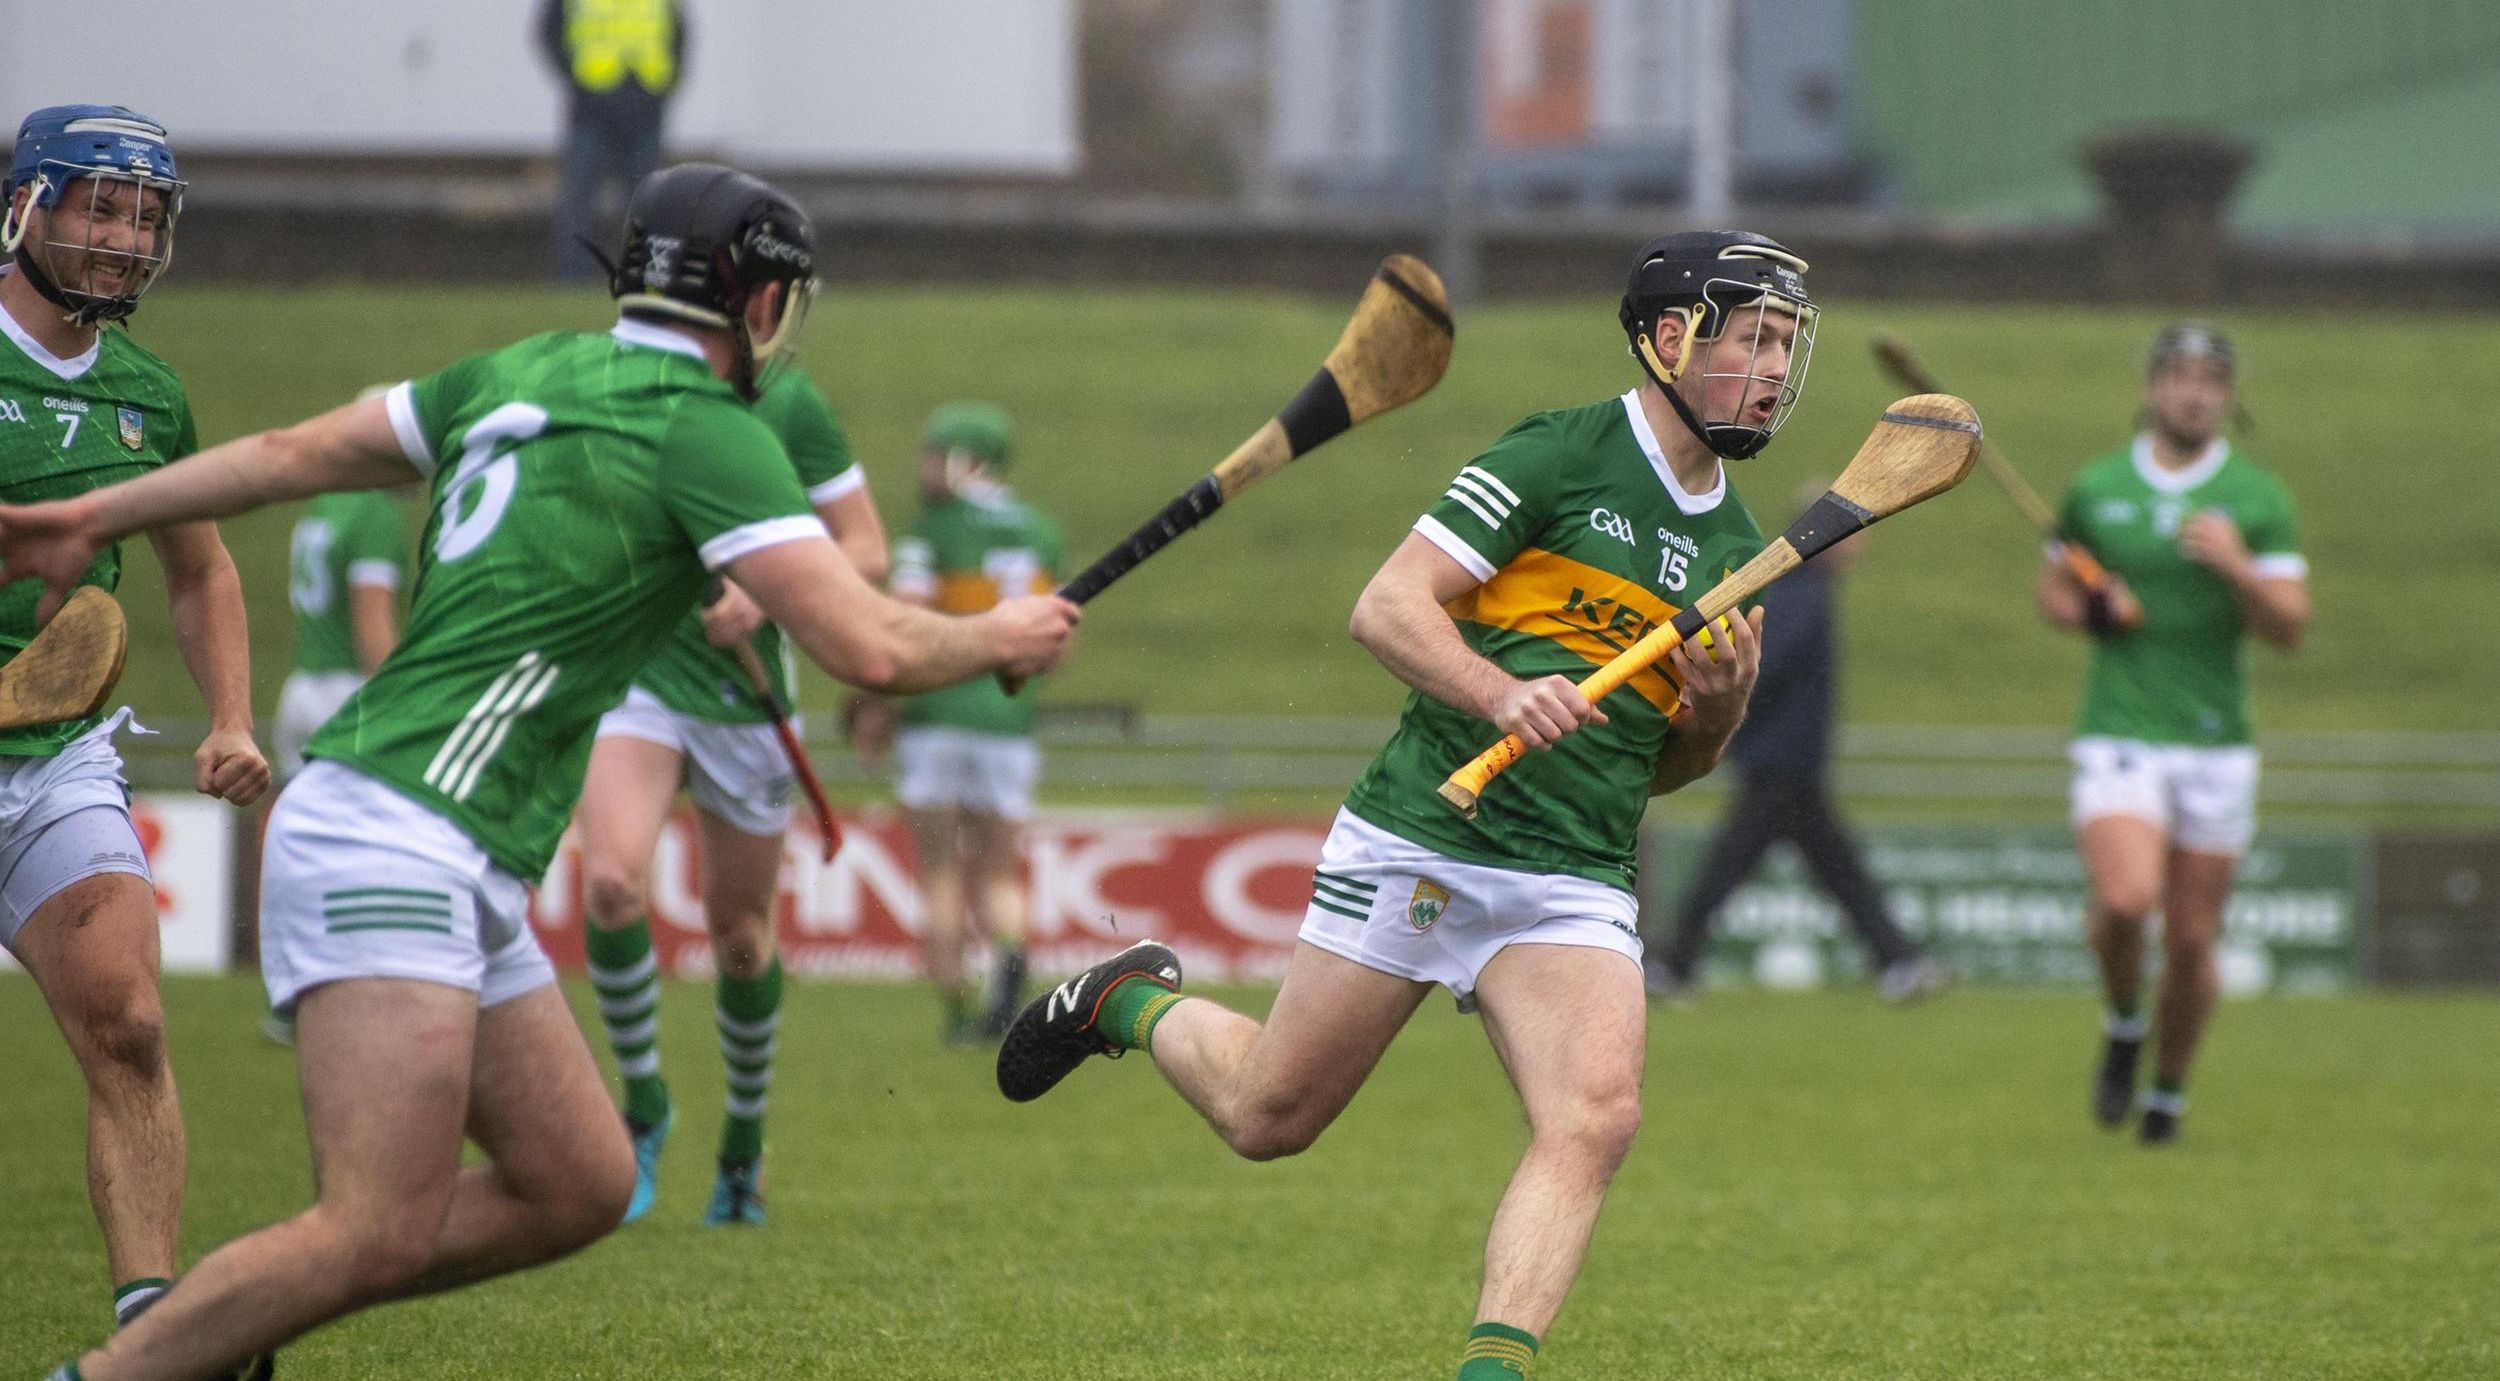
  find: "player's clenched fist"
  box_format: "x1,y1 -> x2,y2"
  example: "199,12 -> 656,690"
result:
195,727 -> 271,807
987,594 -> 1082,678
0,493 -> 108,618
1665,606 -> 1763,734
1494,672 -> 1606,751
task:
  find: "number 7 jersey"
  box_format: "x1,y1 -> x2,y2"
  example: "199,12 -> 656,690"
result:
305,320 -> 824,880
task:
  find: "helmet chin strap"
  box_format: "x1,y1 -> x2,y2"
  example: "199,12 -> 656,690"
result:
11,243 -> 108,328
1633,320 -> 1770,462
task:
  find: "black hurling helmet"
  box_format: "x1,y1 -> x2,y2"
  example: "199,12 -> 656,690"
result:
1617,230 -> 1817,460
610,162 -> 818,398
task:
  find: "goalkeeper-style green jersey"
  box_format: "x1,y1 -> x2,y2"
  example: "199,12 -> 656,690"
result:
306,319 -> 824,879
0,306 -> 196,756
891,486 -> 1062,737
1342,392 -> 1765,892
2058,436 -> 2304,746
630,368 -> 863,723
288,491 -> 410,675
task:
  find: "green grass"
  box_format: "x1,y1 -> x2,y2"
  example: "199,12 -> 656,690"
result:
96,284 -> 2500,744
4,974 -> 2495,1378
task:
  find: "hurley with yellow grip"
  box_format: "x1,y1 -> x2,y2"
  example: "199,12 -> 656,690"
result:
1436,395 -> 1984,818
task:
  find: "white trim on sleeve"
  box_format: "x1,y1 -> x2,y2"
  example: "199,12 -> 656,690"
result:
699,515 -> 831,571
384,382 -> 437,478
346,559 -> 402,591
1415,515 -> 1496,583
2249,553 -> 2308,579
806,467 -> 868,504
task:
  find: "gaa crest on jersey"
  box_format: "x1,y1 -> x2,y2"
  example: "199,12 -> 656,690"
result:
1407,878 -> 1451,932
116,406 -> 145,451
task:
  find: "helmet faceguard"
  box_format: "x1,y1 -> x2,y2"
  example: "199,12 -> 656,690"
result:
1618,231 -> 1818,460
610,163 -> 819,400
2,106 -> 183,327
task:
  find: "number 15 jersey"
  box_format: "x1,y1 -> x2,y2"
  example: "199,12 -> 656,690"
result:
306,320 -> 824,881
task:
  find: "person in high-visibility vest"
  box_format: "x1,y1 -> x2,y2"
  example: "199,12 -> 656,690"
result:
538,0 -> 688,282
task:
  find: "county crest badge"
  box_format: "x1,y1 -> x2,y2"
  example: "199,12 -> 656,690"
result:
1407,878 -> 1451,932
116,406 -> 144,451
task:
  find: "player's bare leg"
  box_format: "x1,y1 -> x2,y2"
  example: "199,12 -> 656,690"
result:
577,733 -> 684,1216
907,804 -> 980,1041
696,809 -> 789,1224
1148,941 -> 1429,1159
14,874 -> 183,1304
72,978 -> 478,1380
1469,942 -> 1646,1340
2079,814 -> 2165,1127
964,808 -> 1032,1032
2140,846 -> 2235,1144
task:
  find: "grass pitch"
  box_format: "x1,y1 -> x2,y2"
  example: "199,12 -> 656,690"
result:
3,974 -> 2494,1378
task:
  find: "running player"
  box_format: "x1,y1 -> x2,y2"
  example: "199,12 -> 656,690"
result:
9,162 -> 1075,1381
579,363 -> 888,1227
855,402 -> 1063,1044
999,231 -> 1813,1379
0,103 -> 268,1338
2041,321 -> 2307,1146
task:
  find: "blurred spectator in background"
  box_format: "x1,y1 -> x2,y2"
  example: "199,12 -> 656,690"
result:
540,0 -> 688,282
1644,483 -> 1947,1006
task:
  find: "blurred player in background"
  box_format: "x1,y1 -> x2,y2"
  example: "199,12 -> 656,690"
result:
578,364 -> 887,1228
7,162 -> 1075,1381
1644,482 -> 1947,1005
0,103 -> 268,1338
1000,232 -> 1814,1379
853,402 -> 1063,1044
2039,322 -> 2307,1145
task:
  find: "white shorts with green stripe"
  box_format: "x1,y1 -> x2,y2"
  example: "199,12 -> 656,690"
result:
259,760 -> 555,1017
1296,808 -> 1643,1011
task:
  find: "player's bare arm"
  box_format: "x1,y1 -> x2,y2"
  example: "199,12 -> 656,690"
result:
727,534 -> 1075,691
1650,604 -> 1764,796
147,519 -> 269,805
349,579 -> 398,676
2178,510 -> 2308,649
821,487 -> 889,584
1349,531 -> 1605,751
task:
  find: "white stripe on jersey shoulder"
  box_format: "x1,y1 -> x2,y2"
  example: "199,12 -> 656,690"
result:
1621,390 -> 1727,516
2250,552 -> 2308,579
610,316 -> 709,361
0,290 -> 100,380
1448,470 -> 1514,518
1458,464 -> 1520,506
806,467 -> 868,504
1442,482 -> 1501,529
2129,434 -> 2230,493
383,382 -> 438,478
346,559 -> 402,590
700,514 -> 831,571
1414,515 -> 1498,583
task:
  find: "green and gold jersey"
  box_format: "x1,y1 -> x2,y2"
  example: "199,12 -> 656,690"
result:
2058,436 -> 2304,746
306,319 -> 824,880
288,490 -> 410,676
891,486 -> 1062,737
0,305 -> 196,756
631,369 -> 863,723
1344,392 -> 1765,891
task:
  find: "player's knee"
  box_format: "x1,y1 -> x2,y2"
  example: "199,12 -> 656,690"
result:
1547,1089 -> 1643,1169
76,983 -> 168,1085
582,862 -> 651,927
576,1126 -> 638,1237
331,1214 -> 439,1299
1221,1097 -> 1327,1162
708,917 -> 774,981
2090,884 -> 2158,926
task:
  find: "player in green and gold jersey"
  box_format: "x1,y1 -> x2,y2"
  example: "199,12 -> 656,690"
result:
8,163 -> 1075,1381
577,364 -> 888,1228
853,402 -> 1064,1044
2040,322 -> 2308,1146
0,103 -> 269,1340
1000,231 -> 1816,1379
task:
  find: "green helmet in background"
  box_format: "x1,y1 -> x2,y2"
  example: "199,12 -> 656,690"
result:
920,401 -> 1015,469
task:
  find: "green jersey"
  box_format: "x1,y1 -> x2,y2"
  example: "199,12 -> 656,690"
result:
306,320 -> 824,879
2058,436 -> 2304,746
1344,392 -> 1765,891
0,308 -> 197,756
631,369 -> 862,722
891,486 -> 1063,737
288,490 -> 410,675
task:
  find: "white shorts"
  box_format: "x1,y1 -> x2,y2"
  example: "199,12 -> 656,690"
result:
893,726 -> 1039,822
595,686 -> 799,838
274,669 -> 366,783
2070,736 -> 2261,856
0,713 -> 150,952
259,759 -> 555,1016
1295,808 -> 1643,1010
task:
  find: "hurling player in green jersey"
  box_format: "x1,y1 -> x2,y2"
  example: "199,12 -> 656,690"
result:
2038,323 -> 2308,1146
577,364 -> 889,1229
4,164 -> 1075,1381
0,104 -> 269,1340
1000,232 -> 1816,1379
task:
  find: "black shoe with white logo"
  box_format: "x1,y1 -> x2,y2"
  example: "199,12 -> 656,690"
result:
2093,1035 -> 2142,1129
996,940 -> 1182,1103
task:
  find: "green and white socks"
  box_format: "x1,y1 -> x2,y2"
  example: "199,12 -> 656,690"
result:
1457,1322 -> 1539,1377
587,918 -> 671,1128
113,1276 -> 168,1327
716,958 -> 783,1164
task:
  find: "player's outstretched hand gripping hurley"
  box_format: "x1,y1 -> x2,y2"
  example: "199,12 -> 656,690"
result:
0,587 -> 128,732
1436,395 -> 1984,819
1000,254 -> 1455,692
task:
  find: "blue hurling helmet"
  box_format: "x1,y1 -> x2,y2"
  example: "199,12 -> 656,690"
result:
3,104 -> 185,325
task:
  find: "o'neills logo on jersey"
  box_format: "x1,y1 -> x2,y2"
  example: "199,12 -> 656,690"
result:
117,406 -> 144,451
1407,879 -> 1450,932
